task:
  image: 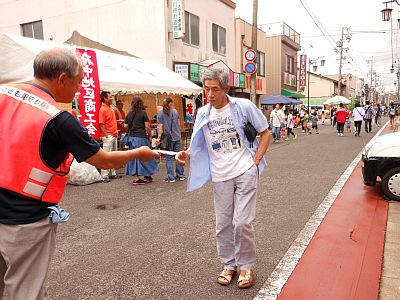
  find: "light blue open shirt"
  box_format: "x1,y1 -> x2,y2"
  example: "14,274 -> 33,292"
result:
187,95 -> 269,192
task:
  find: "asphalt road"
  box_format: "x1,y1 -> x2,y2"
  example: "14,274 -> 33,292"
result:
46,119 -> 381,300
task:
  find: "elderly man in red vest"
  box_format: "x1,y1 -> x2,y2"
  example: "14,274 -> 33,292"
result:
0,48 -> 159,299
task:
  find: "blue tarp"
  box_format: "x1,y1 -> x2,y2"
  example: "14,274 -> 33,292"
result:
260,94 -> 302,106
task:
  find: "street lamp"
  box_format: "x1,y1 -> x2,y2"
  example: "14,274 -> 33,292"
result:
307,56 -> 325,112
381,1 -> 400,22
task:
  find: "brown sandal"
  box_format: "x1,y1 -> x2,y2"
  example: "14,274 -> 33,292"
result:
217,269 -> 237,286
237,270 -> 254,289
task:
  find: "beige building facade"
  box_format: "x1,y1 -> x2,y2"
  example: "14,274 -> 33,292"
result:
263,22 -> 302,97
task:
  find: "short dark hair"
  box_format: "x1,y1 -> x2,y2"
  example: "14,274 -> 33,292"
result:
100,91 -> 111,102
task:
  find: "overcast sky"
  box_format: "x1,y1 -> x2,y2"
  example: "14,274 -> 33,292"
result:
235,0 -> 398,92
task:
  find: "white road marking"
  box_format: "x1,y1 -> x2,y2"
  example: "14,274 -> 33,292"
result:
254,122 -> 388,300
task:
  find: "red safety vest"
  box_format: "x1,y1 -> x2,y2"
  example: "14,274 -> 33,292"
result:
0,84 -> 73,203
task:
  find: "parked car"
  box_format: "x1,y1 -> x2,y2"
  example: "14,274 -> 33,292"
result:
362,132 -> 400,200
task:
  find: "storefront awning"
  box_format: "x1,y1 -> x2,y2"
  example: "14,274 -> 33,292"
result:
281,88 -> 305,98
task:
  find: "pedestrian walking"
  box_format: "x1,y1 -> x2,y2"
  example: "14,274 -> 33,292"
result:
352,102 -> 365,136
269,103 -> 285,143
157,98 -> 185,183
125,97 -> 159,185
389,102 -> 396,127
345,116 -> 352,133
285,109 -> 297,140
375,103 -> 382,127
303,110 -> 311,134
364,100 -> 373,133
332,107 -> 337,128
0,48 -> 159,300
175,68 -> 270,289
300,106 -> 306,132
321,109 -> 326,125
335,103 -> 349,136
311,112 -> 319,134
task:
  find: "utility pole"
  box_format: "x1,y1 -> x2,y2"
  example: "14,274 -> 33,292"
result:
338,27 -> 344,96
370,57 -> 373,101
250,0 -> 258,105
337,27 -> 351,97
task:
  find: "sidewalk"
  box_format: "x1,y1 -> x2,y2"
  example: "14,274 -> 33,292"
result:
255,121 -> 400,300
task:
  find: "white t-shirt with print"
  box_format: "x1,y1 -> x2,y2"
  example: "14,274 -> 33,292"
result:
203,103 -> 254,182
270,109 -> 285,127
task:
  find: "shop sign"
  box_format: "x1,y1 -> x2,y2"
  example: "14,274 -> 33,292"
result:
190,64 -> 200,82
239,74 -> 246,88
172,0 -> 184,39
174,63 -> 189,80
76,48 -> 101,139
234,73 -> 240,88
299,54 -> 307,87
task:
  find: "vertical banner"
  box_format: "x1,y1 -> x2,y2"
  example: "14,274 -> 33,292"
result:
299,54 -> 307,87
185,97 -> 195,123
76,48 -> 101,139
172,0 -> 184,39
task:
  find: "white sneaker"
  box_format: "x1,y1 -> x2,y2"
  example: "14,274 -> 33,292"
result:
341,133 -> 343,137
338,133 -> 340,136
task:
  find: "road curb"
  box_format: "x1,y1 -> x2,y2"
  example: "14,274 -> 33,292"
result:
254,122 -> 390,300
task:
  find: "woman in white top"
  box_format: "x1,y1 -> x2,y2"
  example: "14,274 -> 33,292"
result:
269,104 -> 285,143
352,102 -> 365,136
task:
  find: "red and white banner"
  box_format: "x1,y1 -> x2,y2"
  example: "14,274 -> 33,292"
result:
299,54 -> 307,87
76,48 -> 101,139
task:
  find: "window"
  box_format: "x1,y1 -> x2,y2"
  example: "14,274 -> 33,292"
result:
212,23 -> 226,54
21,20 -> 44,40
256,51 -> 265,76
285,55 -> 294,73
183,11 -> 199,46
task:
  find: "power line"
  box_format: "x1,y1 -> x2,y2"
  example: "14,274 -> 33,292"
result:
298,0 -> 337,49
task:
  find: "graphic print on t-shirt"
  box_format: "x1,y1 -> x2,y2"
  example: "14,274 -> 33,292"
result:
207,115 -> 240,154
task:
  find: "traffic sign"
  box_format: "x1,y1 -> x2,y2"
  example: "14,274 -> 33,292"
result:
244,49 -> 257,61
244,62 -> 257,74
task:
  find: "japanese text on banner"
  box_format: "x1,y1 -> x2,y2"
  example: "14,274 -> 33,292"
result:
76,48 -> 101,139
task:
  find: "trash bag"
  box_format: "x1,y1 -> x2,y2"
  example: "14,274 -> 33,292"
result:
67,159 -> 102,186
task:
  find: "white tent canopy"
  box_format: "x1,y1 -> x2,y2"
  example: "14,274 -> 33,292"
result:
323,95 -> 351,106
0,34 -> 202,95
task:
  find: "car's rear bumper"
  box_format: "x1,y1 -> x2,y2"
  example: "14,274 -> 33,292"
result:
362,155 -> 379,186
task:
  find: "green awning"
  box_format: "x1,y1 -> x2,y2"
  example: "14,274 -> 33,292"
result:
281,89 -> 305,98
303,97 -> 327,106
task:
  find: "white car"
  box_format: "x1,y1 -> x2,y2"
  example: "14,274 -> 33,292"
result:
362,132 -> 400,201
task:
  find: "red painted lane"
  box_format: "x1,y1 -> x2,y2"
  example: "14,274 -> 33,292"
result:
278,162 -> 388,300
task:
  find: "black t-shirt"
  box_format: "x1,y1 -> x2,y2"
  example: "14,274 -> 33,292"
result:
0,111 -> 100,224
125,110 -> 149,138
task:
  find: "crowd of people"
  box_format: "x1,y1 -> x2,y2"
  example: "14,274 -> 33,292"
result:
265,99 -> 399,143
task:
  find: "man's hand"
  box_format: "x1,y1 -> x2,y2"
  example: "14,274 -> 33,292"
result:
175,149 -> 190,166
136,146 -> 160,162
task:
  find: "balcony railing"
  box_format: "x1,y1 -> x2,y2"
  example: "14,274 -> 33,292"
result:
261,22 -> 300,45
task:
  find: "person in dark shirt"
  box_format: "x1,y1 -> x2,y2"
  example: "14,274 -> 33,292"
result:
125,97 -> 159,184
0,48 -> 159,299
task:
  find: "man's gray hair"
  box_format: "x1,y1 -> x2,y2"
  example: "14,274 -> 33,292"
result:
33,48 -> 82,80
202,68 -> 230,88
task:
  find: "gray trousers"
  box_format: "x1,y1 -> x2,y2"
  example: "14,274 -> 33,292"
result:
0,217 -> 57,300
212,164 -> 258,271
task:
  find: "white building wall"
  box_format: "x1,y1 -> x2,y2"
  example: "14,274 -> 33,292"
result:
0,0 -> 168,65
0,0 -> 235,70
166,0 -> 235,70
